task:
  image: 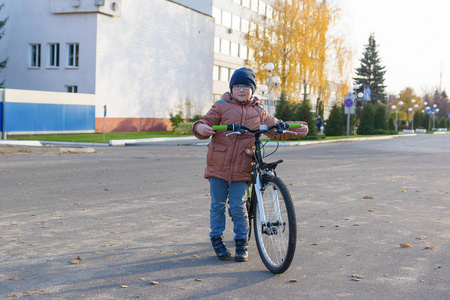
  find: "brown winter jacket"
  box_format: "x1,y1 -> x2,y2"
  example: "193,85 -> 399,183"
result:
192,92 -> 301,183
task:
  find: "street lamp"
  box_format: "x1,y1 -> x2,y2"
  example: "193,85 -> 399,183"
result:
392,96 -> 403,132
433,104 -> 438,130
261,62 -> 281,115
408,103 -> 419,132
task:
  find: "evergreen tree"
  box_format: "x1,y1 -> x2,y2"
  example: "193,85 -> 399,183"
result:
388,114 -> 395,131
357,102 -> 375,135
354,33 -> 387,104
294,99 -> 316,136
373,104 -> 387,130
324,103 -> 345,136
0,3 -> 8,88
413,110 -> 423,129
274,91 -> 293,121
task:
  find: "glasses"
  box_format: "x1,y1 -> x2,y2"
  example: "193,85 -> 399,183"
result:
232,85 -> 251,91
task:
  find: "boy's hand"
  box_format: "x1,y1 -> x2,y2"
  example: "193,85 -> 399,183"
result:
294,122 -> 309,136
196,124 -> 215,137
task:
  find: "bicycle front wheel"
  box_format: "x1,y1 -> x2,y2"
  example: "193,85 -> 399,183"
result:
254,175 -> 297,274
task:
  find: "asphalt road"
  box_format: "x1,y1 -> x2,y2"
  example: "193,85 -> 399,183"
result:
1,134 -> 449,299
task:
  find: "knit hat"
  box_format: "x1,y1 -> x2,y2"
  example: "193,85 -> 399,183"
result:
229,67 -> 257,95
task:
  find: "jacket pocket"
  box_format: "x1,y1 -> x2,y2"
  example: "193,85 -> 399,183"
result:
207,142 -> 228,169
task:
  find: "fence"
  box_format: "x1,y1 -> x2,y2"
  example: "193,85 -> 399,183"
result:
1,88 -> 96,138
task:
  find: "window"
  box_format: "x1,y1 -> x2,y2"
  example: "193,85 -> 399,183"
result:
67,43 -> 79,67
213,65 -> 220,81
259,2 -> 266,15
65,85 -> 78,93
232,15 -> 240,31
241,18 -> 249,33
29,44 -> 41,68
240,44 -> 248,59
251,0 -> 258,11
220,39 -> 230,55
212,7 -> 221,24
222,11 -> 231,28
48,43 -> 60,68
214,37 -> 220,53
231,42 -> 239,57
220,67 -> 229,82
242,0 -> 250,8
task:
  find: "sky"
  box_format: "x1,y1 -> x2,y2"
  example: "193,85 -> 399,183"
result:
338,0 -> 450,97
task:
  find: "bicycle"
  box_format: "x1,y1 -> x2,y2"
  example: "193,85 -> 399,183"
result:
212,122 -> 302,274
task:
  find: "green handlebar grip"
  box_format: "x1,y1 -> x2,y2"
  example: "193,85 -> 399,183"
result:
212,125 -> 228,130
288,123 -> 303,128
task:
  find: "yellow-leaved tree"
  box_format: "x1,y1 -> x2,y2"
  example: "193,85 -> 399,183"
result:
246,0 -> 352,107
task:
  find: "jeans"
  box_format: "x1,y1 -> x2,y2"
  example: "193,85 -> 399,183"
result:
209,177 -> 250,241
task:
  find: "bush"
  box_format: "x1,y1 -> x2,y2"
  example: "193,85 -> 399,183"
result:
357,102 -> 375,135
388,116 -> 395,131
287,135 -> 326,141
169,111 -> 184,130
274,91 -> 294,121
438,117 -> 447,128
374,105 -> 387,130
324,103 -> 345,136
174,122 -> 194,135
373,129 -> 395,135
189,114 -> 201,122
294,99 -> 316,136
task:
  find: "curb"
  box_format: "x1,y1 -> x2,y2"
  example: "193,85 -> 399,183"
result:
109,136 -> 198,146
264,134 -> 417,147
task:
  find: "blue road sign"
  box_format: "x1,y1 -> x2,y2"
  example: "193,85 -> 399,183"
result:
427,109 -> 434,115
344,98 -> 354,108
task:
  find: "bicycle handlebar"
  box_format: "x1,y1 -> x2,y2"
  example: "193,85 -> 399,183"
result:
212,122 -> 302,133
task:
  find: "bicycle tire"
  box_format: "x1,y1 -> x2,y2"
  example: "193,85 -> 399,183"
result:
254,175 -> 297,274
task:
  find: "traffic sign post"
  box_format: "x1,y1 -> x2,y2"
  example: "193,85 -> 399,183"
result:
344,92 -> 356,136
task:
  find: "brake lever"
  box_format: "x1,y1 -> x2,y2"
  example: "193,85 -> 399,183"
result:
226,131 -> 242,137
283,130 -> 298,135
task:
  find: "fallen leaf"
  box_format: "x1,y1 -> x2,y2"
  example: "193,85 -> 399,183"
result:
76,256 -> 82,260
192,255 -> 200,258
402,190 -> 406,193
194,278 -> 202,282
105,188 -> 112,191
363,196 -> 374,199
351,274 -> 364,280
368,210 -> 375,212
70,260 -> 80,264
150,281 -> 159,285
289,279 -> 298,282
7,293 -> 20,297
400,243 -> 413,248
121,285 -> 128,288
139,278 -> 146,281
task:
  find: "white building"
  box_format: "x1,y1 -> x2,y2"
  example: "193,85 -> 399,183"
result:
0,0 -> 215,133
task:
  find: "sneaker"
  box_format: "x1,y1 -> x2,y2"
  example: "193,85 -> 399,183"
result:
211,236 -> 231,260
235,239 -> 248,262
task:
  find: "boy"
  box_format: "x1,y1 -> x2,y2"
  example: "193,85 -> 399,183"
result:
192,67 -> 308,262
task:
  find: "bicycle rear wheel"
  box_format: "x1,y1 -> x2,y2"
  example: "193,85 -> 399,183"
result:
254,175 -> 296,274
